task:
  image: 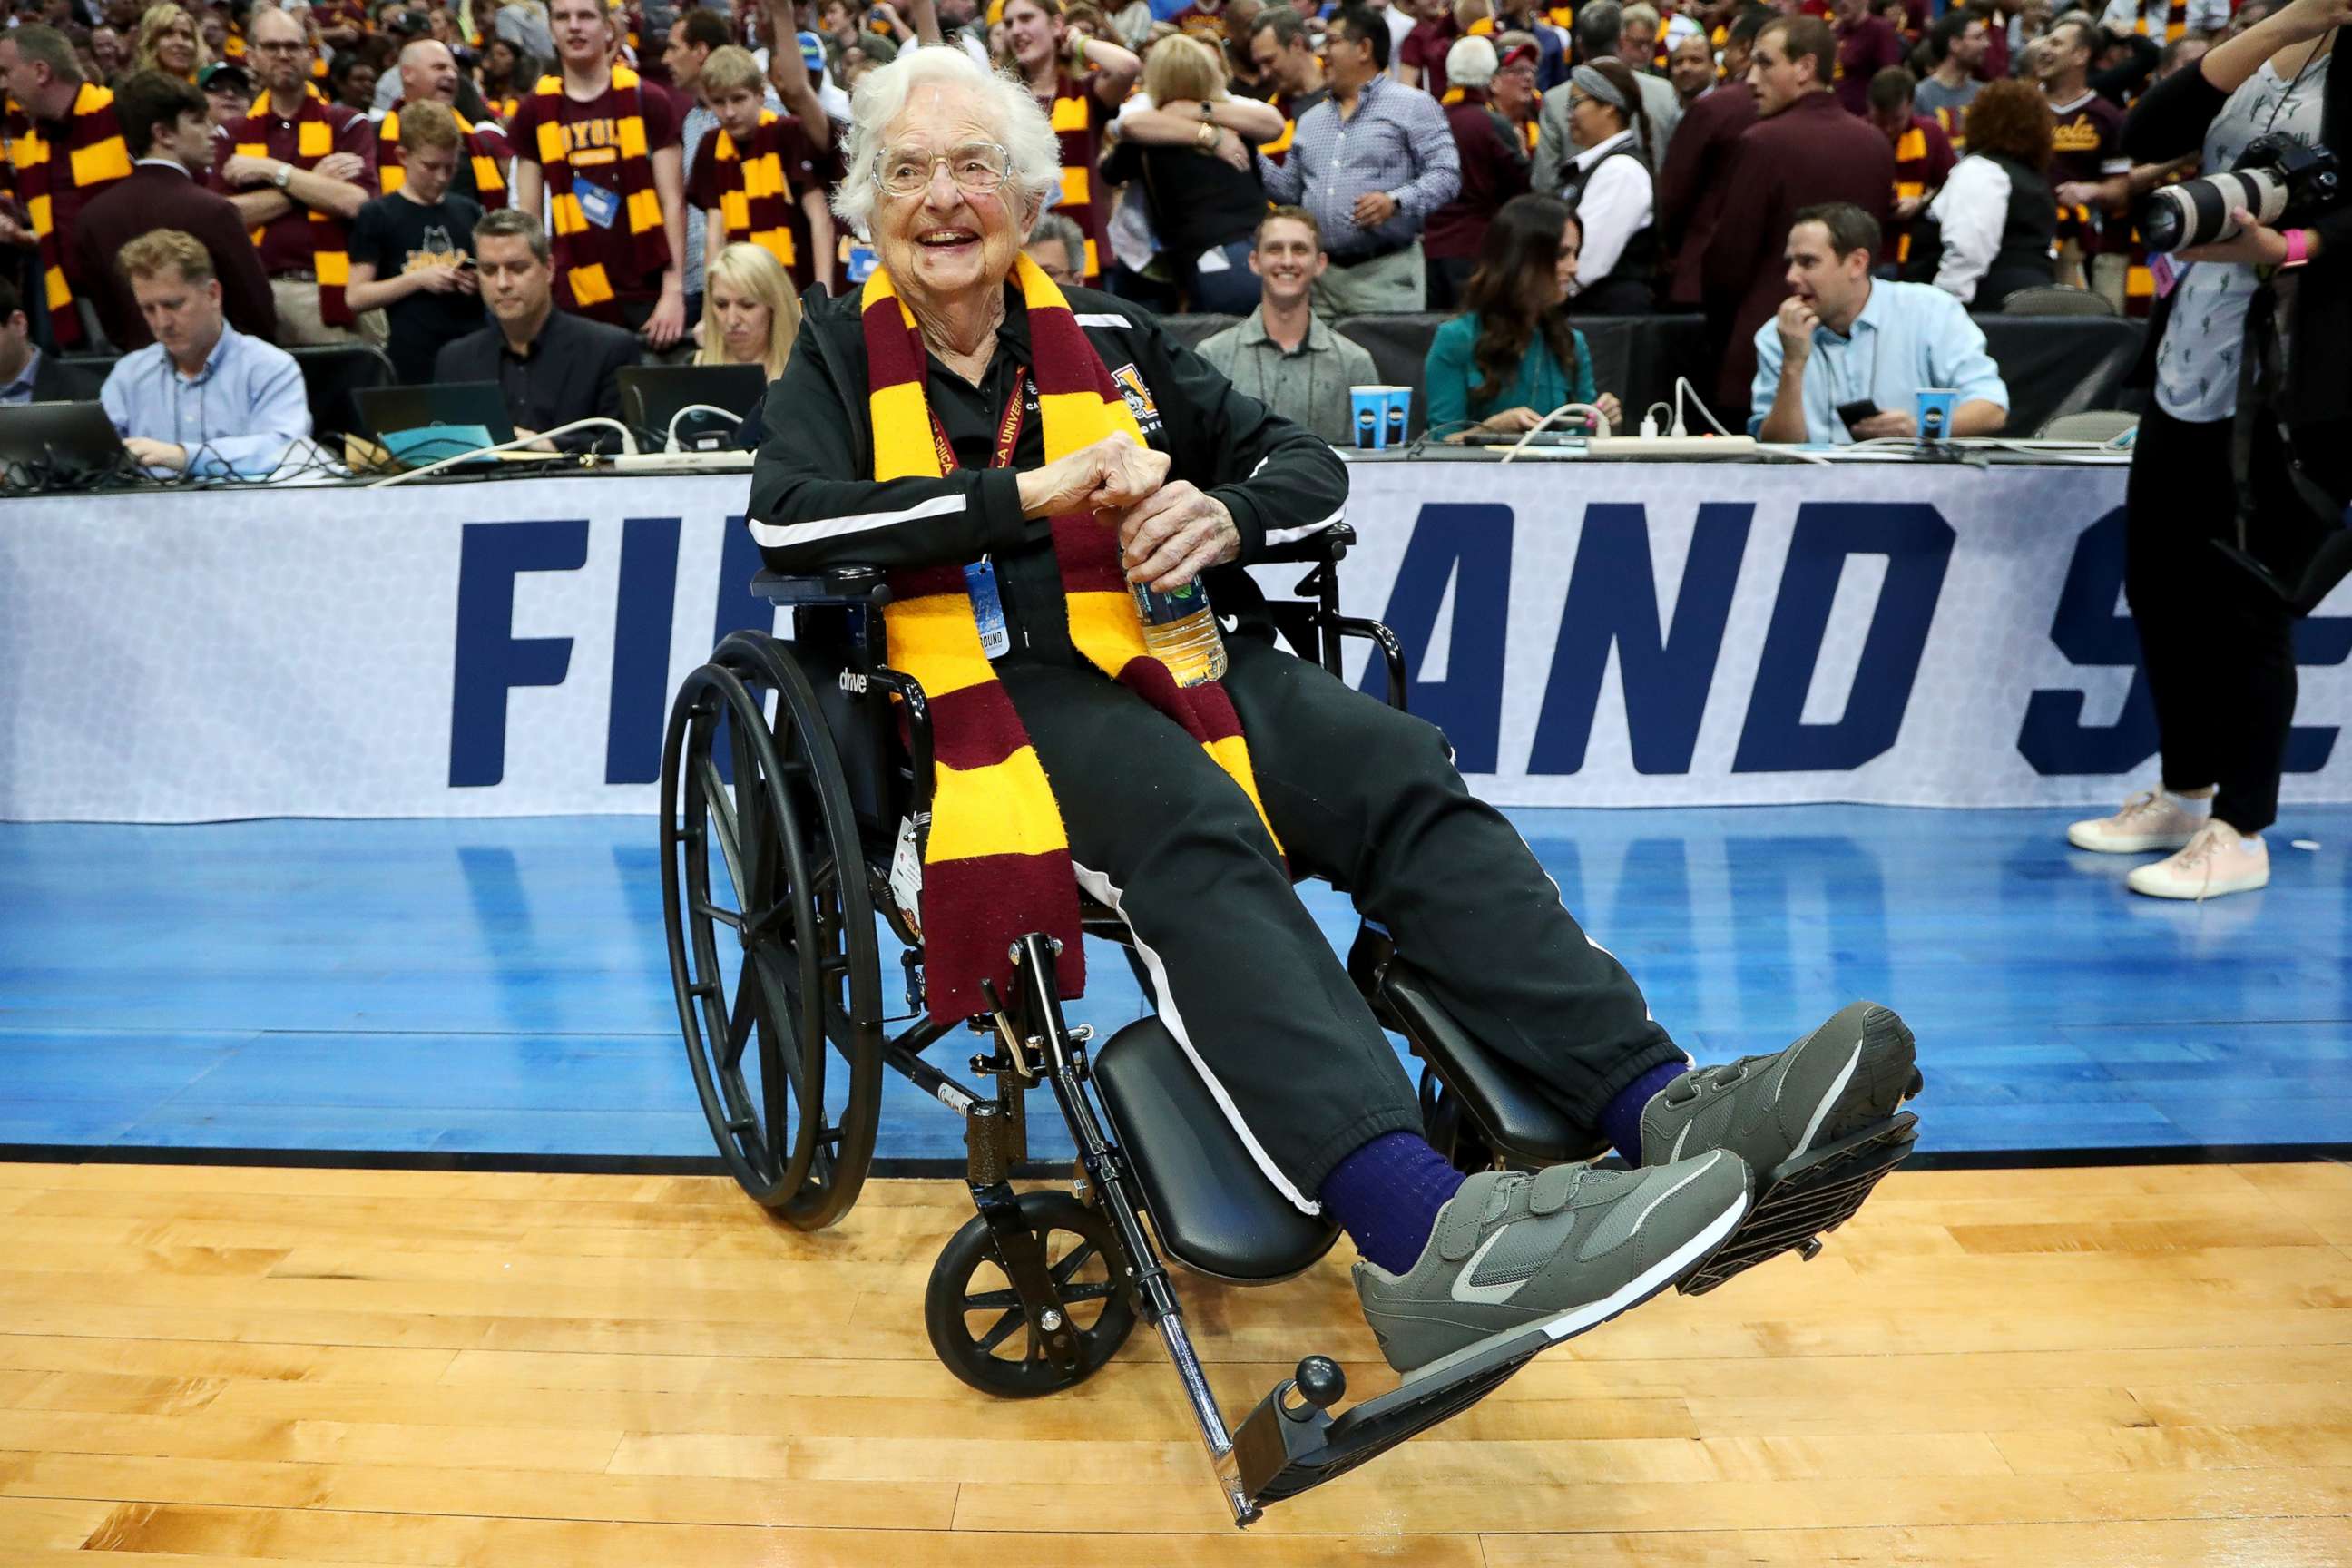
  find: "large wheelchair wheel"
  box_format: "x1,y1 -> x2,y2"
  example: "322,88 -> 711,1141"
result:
924,1191 -> 1138,1398
660,632 -> 883,1230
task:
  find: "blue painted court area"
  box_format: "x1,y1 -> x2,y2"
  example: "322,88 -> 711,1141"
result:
2,806 -> 2347,1162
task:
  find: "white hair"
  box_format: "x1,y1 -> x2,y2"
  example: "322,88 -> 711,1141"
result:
830,44 -> 1063,240
1446,34 -> 1498,89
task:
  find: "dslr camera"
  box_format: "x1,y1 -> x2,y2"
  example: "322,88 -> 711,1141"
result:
2138,132 -> 2343,253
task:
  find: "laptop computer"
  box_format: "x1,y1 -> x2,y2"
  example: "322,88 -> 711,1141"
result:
618,363 -> 766,451
0,400 -> 138,488
353,382 -> 519,465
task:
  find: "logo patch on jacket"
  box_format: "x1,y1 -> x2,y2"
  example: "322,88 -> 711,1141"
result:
1110,362 -> 1162,432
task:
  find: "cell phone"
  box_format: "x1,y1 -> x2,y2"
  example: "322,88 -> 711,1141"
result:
1836,398 -> 1881,431
456,255 -> 477,269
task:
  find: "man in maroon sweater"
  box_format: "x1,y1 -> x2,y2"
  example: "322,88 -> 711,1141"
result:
1422,35 -> 1531,308
1655,9 -> 1764,309
1829,0 -> 1904,115
72,71 -> 279,351
1700,15 -> 1894,416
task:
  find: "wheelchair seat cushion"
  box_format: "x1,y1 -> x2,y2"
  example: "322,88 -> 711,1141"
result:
1092,1017 -> 1339,1283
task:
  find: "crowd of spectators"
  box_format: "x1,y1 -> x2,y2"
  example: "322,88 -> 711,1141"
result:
0,0 -> 2274,462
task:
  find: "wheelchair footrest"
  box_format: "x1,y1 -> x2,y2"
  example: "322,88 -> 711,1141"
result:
1677,1111 -> 1918,1298
1230,1334 -> 1545,1511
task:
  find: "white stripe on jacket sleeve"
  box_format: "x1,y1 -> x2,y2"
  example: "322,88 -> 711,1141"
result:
747,490 -> 967,549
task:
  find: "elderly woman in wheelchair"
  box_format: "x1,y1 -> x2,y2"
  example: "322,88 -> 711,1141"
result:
658,42 -> 1923,1525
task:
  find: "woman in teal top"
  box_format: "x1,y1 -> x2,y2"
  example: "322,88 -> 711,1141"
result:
1424,193 -> 1624,440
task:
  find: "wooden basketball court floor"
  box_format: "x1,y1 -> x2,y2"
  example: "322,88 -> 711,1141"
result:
4,1155 -> 2348,1566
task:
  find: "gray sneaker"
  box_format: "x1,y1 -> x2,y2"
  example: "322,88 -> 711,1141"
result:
1640,1001 -> 1918,1178
1353,1150 -> 1750,1380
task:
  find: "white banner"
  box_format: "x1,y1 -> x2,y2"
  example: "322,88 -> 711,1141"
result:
2,461 -> 2346,822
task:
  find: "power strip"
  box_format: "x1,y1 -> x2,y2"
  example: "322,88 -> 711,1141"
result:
1583,435 -> 1759,458
608,450 -> 756,472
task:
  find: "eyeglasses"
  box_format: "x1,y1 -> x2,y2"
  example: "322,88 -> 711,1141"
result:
252,39 -> 309,53
874,142 -> 1012,198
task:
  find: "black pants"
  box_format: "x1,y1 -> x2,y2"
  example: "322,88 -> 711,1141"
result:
997,637 -> 1683,1210
1426,253 -> 1477,313
2124,405 -> 2301,834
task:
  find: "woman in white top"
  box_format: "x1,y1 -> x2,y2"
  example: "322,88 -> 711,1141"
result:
1556,58 -> 1659,313
1925,79 -> 2060,308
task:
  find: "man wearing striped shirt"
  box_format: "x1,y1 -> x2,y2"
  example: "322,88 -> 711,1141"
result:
1259,2 -> 1459,313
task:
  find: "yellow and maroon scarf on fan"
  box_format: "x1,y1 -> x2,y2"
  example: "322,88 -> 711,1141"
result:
4,82 -> 131,347
237,90 -> 358,325
532,65 -> 667,309
863,254 -> 1279,1024
377,103 -> 511,209
708,110 -> 794,270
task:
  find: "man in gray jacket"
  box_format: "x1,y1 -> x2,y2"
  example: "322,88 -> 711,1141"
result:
1533,0 -> 1681,191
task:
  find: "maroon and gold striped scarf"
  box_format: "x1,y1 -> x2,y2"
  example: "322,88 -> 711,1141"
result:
532,65 -> 667,309
4,82 -> 132,347
864,254 -> 1278,1023
236,90 -> 358,325
707,110 -> 794,272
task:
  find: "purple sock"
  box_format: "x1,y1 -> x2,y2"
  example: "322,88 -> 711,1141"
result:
1317,1131 -> 1465,1275
1601,1060 -> 1690,1165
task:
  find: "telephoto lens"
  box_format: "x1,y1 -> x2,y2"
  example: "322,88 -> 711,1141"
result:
2138,164 -> 2291,252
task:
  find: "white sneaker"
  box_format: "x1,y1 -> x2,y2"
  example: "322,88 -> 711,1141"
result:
2068,789 -> 2207,853
2126,820 -> 2270,900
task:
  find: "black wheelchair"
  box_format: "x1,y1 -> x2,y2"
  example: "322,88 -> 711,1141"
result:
657,524 -> 1917,1525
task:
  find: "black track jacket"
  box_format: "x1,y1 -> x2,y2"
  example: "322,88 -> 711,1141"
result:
745,281 -> 1348,664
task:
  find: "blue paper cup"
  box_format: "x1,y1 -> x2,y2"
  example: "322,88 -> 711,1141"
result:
1382,385 -> 1411,446
1915,387 -> 1958,442
1350,386 -> 1386,450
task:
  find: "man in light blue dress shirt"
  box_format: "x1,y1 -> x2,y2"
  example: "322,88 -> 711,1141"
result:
1749,201 -> 2010,445
99,230 -> 313,478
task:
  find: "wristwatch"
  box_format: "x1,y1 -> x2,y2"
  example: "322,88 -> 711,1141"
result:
271,162 -> 293,191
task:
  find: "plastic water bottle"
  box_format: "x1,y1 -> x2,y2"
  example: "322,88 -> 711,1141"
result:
1132,579 -> 1227,686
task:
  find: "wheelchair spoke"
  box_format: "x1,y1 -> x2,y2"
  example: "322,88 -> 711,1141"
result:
1054,1281 -> 1116,1305
973,1307 -> 1025,1355
695,901 -> 745,930
720,975 -> 755,1073
962,1287 -> 1022,1311
739,898 -> 791,943
695,757 -> 749,909
1049,1243 -> 1099,1287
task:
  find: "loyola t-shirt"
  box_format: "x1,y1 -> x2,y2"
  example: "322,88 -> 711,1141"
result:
349,191 -> 486,383
508,74 -> 685,313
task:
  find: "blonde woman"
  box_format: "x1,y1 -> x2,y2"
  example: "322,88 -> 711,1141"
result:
132,2 -> 209,81
1099,33 -> 1282,311
696,241 -> 801,382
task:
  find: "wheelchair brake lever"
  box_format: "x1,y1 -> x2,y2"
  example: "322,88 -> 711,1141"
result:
976,977 -> 1034,1082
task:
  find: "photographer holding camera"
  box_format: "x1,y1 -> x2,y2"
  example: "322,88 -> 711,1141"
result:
2066,0 -> 2349,900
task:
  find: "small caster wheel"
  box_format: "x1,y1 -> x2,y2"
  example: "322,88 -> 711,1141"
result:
1288,1354 -> 1346,1418
925,1190 -> 1137,1398
1795,1236 -> 1825,1262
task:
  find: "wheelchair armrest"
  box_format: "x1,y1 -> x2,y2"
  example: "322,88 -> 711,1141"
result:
1254,522 -> 1354,566
1334,616 -> 1407,713
752,564 -> 894,607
